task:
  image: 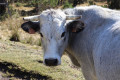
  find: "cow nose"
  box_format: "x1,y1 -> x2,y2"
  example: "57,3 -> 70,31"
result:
45,58 -> 58,66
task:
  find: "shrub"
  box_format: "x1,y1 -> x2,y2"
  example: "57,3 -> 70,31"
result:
10,32 -> 20,42
63,1 -> 73,9
15,2 -> 22,7
88,0 -> 96,5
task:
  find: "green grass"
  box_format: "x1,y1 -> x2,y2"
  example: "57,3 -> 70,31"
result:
0,40 -> 85,80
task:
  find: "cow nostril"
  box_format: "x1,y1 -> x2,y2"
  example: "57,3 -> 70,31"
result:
45,59 -> 58,66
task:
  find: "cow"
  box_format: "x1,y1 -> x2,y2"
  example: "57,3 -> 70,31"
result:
21,5 -> 120,80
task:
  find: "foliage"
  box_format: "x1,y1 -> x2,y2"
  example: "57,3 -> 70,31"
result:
88,0 -> 96,5
49,0 -> 58,7
15,2 -> 22,7
0,13 -> 8,21
63,1 -> 73,9
26,0 -> 39,7
10,32 -> 20,42
107,0 -> 120,9
0,4 -> 16,21
9,5 -> 16,15
26,0 -> 58,7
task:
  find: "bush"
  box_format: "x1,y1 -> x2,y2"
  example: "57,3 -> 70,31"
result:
15,2 -> 22,7
9,17 -> 20,42
10,32 -> 20,42
88,0 -> 96,5
63,1 -> 73,9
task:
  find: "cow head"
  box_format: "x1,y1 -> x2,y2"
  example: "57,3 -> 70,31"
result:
21,9 -> 84,66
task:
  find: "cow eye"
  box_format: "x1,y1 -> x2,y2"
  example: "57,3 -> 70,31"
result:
40,33 -> 43,37
61,32 -> 66,38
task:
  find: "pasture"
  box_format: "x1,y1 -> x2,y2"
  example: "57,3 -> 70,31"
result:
0,40 -> 85,80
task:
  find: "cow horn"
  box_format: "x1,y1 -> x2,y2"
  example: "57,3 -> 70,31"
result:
66,15 -> 82,20
23,15 -> 40,21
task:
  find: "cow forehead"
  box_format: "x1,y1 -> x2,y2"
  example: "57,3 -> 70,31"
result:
40,9 -> 66,21
39,9 -> 66,38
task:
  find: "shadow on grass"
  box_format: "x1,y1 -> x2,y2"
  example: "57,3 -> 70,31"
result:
0,61 -> 52,80
37,60 -> 43,63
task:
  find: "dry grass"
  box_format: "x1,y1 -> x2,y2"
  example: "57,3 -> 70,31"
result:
77,1 -> 107,7
0,14 -> 41,46
11,3 -> 35,11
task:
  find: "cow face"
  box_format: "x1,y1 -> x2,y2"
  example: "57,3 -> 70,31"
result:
21,9 -> 84,66
39,10 -> 67,66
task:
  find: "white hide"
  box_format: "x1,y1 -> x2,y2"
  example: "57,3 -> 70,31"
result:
64,6 -> 120,80
39,9 -> 67,65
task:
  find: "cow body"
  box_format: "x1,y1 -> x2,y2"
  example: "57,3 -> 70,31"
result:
65,6 -> 120,80
21,6 -> 120,80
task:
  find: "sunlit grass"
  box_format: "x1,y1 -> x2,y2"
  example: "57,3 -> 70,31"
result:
0,40 -> 85,80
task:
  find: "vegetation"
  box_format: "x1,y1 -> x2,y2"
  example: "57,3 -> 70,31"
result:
63,1 -> 73,9
107,0 -> 120,9
15,2 -> 22,7
88,0 -> 96,5
0,40 -> 85,80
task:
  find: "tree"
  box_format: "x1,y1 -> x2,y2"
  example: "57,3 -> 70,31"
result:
107,0 -> 120,9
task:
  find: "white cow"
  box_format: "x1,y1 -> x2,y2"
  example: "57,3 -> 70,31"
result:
21,5 -> 120,80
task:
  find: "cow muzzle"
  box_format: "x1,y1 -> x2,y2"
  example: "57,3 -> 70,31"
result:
44,53 -> 61,66
45,58 -> 58,66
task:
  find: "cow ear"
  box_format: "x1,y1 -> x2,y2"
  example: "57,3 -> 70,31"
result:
67,21 -> 85,33
21,21 -> 40,34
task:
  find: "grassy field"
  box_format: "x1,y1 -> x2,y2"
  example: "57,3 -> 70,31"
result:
0,40 -> 85,80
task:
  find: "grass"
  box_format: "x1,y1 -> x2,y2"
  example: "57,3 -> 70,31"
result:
77,1 -> 107,7
0,40 -> 85,80
0,16 -> 41,46
63,1 -> 73,9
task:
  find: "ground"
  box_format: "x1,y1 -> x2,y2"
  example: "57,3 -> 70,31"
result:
0,40 -> 85,80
